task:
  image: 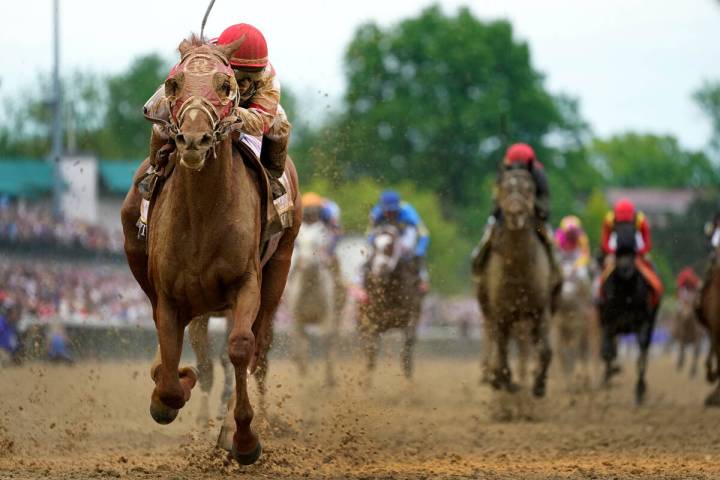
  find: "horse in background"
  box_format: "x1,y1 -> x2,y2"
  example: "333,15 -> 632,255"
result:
698,226 -> 720,406
120,36 -> 301,465
598,227 -> 659,405
476,168 -> 553,397
670,284 -> 703,377
358,224 -> 423,380
285,220 -> 342,386
552,252 -> 594,389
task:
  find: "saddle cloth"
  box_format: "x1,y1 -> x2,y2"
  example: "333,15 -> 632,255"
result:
600,256 -> 664,306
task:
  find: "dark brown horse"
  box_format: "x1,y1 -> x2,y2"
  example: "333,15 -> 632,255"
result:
358,224 -> 423,380
120,36 -> 300,464
699,236 -> 720,406
476,168 -> 553,397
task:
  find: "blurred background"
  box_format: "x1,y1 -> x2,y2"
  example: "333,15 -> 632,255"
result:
1,0 -> 720,359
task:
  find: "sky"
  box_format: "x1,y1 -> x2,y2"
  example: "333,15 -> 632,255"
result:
1,0 -> 719,150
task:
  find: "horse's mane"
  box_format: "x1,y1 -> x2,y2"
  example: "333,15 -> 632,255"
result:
179,33 -> 206,52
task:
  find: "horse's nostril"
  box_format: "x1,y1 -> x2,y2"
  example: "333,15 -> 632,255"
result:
175,134 -> 186,146
200,133 -> 213,147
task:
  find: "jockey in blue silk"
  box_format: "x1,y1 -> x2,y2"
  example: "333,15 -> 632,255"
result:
367,190 -> 430,291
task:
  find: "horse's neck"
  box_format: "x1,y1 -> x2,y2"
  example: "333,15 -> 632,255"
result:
171,139 -> 245,223
496,225 -> 538,263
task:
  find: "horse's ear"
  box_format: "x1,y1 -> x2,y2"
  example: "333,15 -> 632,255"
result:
216,34 -> 246,61
178,39 -> 192,57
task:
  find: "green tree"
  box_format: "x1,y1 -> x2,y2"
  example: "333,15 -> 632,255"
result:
333,5 -> 578,220
102,54 -> 169,159
694,81 -> 720,154
591,132 -> 718,188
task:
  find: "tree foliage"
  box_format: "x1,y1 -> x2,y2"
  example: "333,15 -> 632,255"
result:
694,81 -> 720,154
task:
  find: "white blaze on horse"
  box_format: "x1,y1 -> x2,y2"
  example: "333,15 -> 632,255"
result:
286,220 -> 340,386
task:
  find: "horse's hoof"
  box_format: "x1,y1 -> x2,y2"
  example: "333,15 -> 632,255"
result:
705,391 -> 720,407
150,401 -> 179,425
231,441 -> 262,466
532,382 -> 546,398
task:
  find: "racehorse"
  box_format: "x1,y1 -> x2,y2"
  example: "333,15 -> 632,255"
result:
598,226 -> 659,405
671,287 -> 702,377
699,229 -> 720,406
120,36 -> 301,465
476,168 -> 553,397
358,224 -> 423,380
552,253 -> 593,389
286,220 -> 341,386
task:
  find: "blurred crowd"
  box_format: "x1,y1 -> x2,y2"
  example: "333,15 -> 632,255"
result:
0,198 -> 123,253
0,261 -> 151,327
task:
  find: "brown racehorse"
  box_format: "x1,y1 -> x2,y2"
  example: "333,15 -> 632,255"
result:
120,36 -> 301,464
699,237 -> 720,406
671,287 -> 702,378
476,168 -> 553,397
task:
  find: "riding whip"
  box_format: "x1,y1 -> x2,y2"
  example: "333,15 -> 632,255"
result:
200,0 -> 217,41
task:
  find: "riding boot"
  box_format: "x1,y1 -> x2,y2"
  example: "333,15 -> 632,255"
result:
260,134 -> 289,199
471,217 -> 496,282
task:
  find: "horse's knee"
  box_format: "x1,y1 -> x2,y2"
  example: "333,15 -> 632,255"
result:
228,332 -> 255,367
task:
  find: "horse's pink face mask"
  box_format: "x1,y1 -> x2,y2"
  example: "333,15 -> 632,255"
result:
165,44 -> 240,170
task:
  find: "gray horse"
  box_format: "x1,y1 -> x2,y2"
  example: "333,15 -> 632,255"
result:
476,168 -> 553,397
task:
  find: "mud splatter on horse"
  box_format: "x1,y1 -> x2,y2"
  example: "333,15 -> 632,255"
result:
358,224 -> 423,380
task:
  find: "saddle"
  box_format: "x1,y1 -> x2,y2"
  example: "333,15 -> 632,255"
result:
600,255 -> 664,307
135,135 -> 295,267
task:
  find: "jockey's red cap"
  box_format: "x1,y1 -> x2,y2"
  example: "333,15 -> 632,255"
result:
504,143 -> 537,166
217,23 -> 268,69
614,198 -> 636,222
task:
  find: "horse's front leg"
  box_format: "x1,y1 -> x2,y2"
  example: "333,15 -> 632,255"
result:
635,318 -> 654,405
402,318 -> 418,380
531,312 -> 552,398
226,273 -> 262,465
490,319 -> 516,392
600,319 -> 619,386
690,336 -> 701,378
149,297 -> 197,424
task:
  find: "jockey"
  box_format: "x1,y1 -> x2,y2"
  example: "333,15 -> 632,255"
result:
143,23 -> 291,200
555,215 -> 591,271
301,192 -> 342,253
676,266 -> 700,294
600,198 -> 663,305
471,143 -> 560,299
367,190 -> 430,291
301,192 -> 346,313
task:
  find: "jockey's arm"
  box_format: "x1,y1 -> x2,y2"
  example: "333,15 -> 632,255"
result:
638,215 -> 652,256
600,215 -> 614,255
531,165 -> 551,221
234,72 -> 281,137
399,204 -> 430,257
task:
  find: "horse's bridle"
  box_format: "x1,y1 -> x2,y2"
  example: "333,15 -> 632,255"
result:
164,48 -> 241,157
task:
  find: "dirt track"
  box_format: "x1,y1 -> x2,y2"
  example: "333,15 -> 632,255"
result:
1,350 -> 720,479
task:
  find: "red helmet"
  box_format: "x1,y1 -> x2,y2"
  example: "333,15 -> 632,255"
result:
614,198 -> 636,222
504,143 -> 537,167
217,23 -> 268,69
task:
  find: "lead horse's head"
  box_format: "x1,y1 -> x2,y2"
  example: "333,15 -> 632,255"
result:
497,168 -> 535,230
164,35 -> 246,170
370,224 -> 402,278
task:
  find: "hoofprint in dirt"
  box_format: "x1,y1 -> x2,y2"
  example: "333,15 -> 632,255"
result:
1,355 -> 719,479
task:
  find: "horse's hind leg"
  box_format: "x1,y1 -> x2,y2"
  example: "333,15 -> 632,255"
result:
402,322 -> 418,380
149,298 -> 197,425
690,337 -> 701,378
189,314 -> 213,424
531,314 -> 552,398
677,342 -> 686,372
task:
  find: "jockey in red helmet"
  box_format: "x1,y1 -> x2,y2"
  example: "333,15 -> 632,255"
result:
471,142 -> 560,308
599,198 -> 663,305
143,23 -> 291,199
